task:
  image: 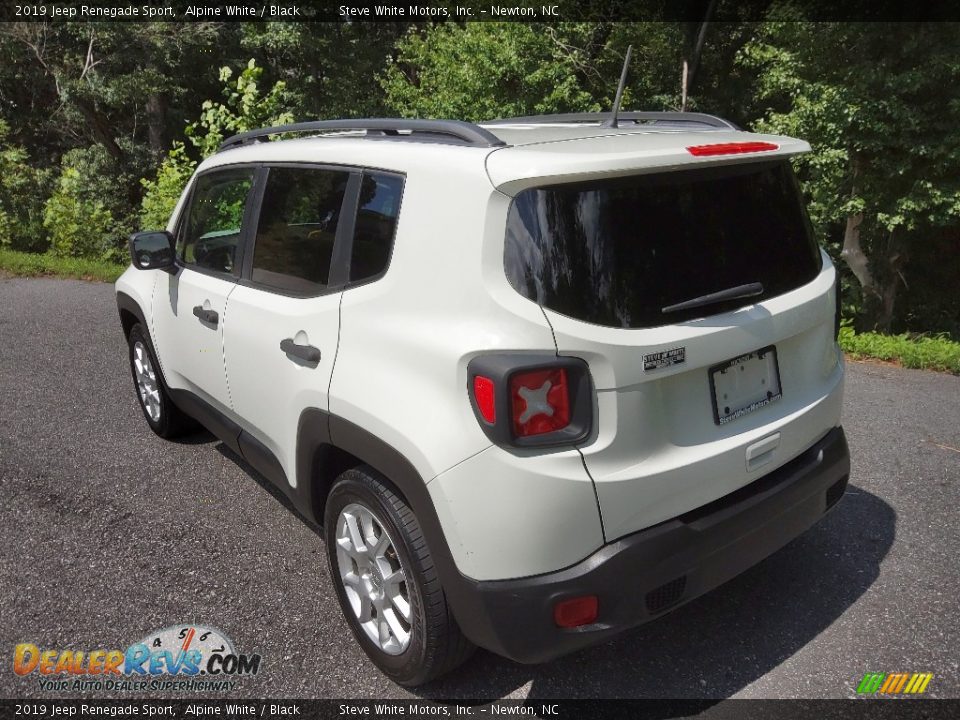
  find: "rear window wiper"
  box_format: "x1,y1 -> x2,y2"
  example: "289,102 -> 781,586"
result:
662,282 -> 764,314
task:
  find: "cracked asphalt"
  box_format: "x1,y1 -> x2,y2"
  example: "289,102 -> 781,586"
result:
0,277 -> 957,700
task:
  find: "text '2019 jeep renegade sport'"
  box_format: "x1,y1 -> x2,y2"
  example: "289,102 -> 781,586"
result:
117,113 -> 849,686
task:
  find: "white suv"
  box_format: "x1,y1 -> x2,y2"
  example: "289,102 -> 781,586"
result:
116,113 -> 849,685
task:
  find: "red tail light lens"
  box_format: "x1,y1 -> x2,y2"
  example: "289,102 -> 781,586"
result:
510,368 -> 571,437
472,376 -> 496,424
686,142 -> 779,156
554,595 -> 599,628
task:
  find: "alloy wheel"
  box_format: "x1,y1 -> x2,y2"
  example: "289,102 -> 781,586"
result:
335,502 -> 412,655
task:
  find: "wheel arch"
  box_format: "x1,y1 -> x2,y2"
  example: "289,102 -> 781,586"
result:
294,408 -> 489,642
117,291 -> 147,339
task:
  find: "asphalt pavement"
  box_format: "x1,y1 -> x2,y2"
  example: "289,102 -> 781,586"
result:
0,277 -> 957,700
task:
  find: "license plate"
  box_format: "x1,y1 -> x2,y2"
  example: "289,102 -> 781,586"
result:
709,346 -> 782,425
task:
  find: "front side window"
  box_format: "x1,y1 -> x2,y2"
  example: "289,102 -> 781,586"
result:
179,168 -> 255,276
251,167 -> 350,295
504,160 -> 822,329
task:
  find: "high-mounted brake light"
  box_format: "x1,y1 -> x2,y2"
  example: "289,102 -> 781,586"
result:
686,142 -> 779,157
510,368 -> 571,437
472,376 -> 496,424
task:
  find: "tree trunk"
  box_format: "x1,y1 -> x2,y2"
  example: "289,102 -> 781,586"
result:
876,230 -> 904,333
71,96 -> 124,161
686,0 -> 717,92
146,93 -> 168,155
840,194 -> 904,331
840,211 -> 873,293
839,153 -> 881,331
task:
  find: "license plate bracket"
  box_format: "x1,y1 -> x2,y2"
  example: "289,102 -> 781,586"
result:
709,346 -> 782,426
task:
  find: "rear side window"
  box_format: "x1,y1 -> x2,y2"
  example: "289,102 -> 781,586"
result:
350,172 -> 404,283
504,161 -> 822,329
179,168 -> 255,276
252,166 -> 350,295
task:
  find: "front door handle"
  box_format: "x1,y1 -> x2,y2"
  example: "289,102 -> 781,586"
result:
280,338 -> 321,363
192,305 -> 219,326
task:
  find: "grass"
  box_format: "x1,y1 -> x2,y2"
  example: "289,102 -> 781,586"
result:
0,247 -> 125,283
840,325 -> 960,375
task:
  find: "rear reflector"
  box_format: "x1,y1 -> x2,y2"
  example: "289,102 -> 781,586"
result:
686,142 -> 779,156
510,368 -> 571,437
554,595 -> 599,628
472,376 -> 496,424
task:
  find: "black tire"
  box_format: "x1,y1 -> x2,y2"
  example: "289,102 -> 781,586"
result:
127,323 -> 195,439
324,466 -> 475,686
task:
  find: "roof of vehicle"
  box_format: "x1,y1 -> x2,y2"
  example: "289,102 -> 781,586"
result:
481,124 -> 722,146
206,114 -> 810,194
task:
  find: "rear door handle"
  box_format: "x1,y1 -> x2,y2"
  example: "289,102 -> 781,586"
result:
280,338 -> 321,363
192,305 -> 219,326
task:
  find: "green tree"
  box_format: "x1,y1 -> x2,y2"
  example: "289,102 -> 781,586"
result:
0,22 -> 234,245
380,21 -> 760,123
139,144 -> 196,231
240,22 -> 407,119
44,166 -> 115,260
0,120 -> 51,252
741,21 -> 960,332
185,59 -> 295,157
140,59 -> 295,229
381,23 -> 606,120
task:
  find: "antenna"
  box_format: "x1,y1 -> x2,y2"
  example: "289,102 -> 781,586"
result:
603,45 -> 633,129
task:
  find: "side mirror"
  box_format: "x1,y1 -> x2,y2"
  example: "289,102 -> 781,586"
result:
129,231 -> 175,270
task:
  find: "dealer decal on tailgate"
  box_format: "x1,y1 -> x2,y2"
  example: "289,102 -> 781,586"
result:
644,347 -> 686,371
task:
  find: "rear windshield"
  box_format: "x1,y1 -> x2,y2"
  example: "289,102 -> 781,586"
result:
504,161 -> 822,328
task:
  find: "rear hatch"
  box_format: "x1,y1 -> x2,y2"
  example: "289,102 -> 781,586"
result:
490,137 -> 844,542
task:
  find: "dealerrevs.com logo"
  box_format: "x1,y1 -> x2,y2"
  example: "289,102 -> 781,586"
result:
13,624 -> 261,692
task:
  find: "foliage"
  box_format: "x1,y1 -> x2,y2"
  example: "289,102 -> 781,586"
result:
382,23 -> 604,120
185,59 -> 296,157
57,143 -> 151,257
0,247 -> 125,283
380,22 -> 759,123
139,143 -> 197,231
840,324 -> 960,375
239,22 -> 406,119
740,22 -> 960,331
43,166 -> 117,260
0,120 -> 52,253
140,59 -> 295,230
0,19 -> 958,341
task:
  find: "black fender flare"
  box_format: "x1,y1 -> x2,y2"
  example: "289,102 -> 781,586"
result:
116,291 -> 147,338
296,410 -> 497,646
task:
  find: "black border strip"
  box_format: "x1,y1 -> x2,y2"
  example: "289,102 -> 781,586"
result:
3,1 -> 960,23
0,699 -> 958,720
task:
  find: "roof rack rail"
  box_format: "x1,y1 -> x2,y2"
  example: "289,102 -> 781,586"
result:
484,111 -> 738,130
218,118 -> 507,152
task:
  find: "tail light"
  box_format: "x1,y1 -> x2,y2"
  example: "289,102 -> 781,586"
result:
467,354 -> 592,448
510,368 -> 570,437
472,376 -> 496,423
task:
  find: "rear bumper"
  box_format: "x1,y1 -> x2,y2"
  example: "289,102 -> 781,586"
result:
449,426 -> 850,663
